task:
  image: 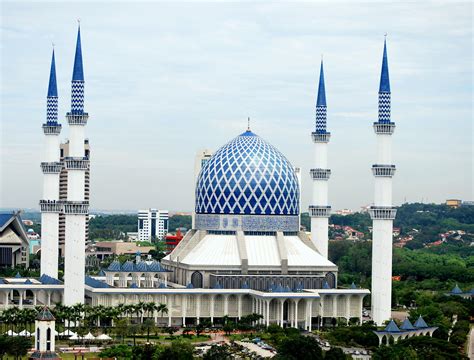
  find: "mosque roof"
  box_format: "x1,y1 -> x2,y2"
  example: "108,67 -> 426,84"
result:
414,315 -> 428,328
451,284 -> 463,294
195,130 -> 299,220
384,320 -> 400,332
39,274 -> 62,285
85,276 -> 110,288
106,260 -> 169,273
400,318 -> 415,330
174,234 -> 336,268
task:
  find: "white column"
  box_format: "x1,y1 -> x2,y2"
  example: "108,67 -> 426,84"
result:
182,295 -> 187,326
168,295 -> 172,326
280,299 -> 284,327
294,299 -> 300,329
196,295 -> 201,324
308,300 -> 313,332
210,295 -> 215,324
224,295 -> 229,316
266,300 -> 270,327
237,295 -> 242,320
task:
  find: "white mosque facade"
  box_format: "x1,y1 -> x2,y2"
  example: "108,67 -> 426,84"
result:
0,25 -> 403,328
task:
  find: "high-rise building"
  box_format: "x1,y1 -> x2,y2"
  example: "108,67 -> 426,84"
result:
39,49 -> 62,279
370,38 -> 397,325
63,25 -> 89,305
138,209 -> 169,241
309,61 -> 331,257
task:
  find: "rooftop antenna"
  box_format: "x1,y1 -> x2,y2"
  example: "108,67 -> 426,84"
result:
247,117 -> 250,131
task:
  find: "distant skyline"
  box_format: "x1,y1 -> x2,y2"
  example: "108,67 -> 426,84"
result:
1,2 -> 472,212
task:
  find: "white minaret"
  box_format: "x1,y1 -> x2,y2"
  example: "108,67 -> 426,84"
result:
370,38 -> 397,325
63,24 -> 89,305
40,49 -> 62,279
309,60 -> 331,259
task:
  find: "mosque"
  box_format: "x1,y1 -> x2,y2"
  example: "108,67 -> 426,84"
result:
0,24 -> 400,328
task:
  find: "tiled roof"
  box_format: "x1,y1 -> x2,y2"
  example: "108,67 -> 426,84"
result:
400,318 -> 415,330
36,307 -> 55,321
384,320 -> 400,332
414,315 -> 428,328
85,276 -> 109,288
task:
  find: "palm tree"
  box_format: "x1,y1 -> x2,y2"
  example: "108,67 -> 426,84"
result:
143,302 -> 156,320
135,301 -> 146,323
142,318 -> 155,342
156,303 -> 168,319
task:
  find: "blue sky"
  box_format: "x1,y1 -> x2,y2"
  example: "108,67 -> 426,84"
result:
1,1 -> 472,212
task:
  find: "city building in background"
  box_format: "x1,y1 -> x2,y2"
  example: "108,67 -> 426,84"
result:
165,228 -> 184,253
0,212 -> 29,268
137,209 -> 169,241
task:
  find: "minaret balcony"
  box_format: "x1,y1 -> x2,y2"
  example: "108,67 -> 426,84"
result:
39,200 -> 63,213
64,157 -> 90,170
42,123 -> 62,135
311,132 -> 331,143
310,168 -> 331,180
372,164 -> 396,177
63,201 -> 89,215
369,206 -> 397,220
309,205 -> 331,218
41,162 -> 63,174
373,122 -> 395,135
66,113 -> 89,126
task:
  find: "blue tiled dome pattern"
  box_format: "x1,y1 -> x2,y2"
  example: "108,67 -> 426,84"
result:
195,131 -> 299,216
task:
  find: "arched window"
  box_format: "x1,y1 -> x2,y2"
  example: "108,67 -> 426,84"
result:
325,272 -> 336,288
190,271 -> 203,288
46,328 -> 51,350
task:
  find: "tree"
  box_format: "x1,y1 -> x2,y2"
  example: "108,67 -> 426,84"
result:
324,347 -> 346,360
0,336 -> 8,360
156,338 -> 194,360
7,336 -> 31,360
275,335 -> 323,360
99,344 -> 133,359
203,344 -> 232,360
143,318 -> 155,342
114,318 -> 129,343
372,345 -> 418,360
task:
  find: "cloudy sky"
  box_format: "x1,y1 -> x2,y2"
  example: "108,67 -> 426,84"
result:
1,1 -> 472,213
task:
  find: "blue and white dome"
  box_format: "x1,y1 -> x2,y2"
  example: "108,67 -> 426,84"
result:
195,130 -> 300,232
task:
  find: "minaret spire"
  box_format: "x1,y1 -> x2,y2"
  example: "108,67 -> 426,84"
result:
316,60 -> 326,107
46,49 -> 58,124
379,37 -> 390,93
71,24 -> 85,114
315,60 -> 327,134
